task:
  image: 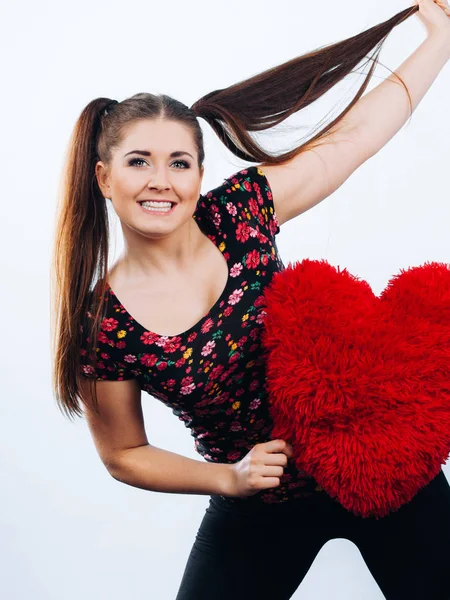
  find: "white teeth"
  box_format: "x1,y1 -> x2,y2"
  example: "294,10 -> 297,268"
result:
141,201 -> 172,208
141,204 -> 172,213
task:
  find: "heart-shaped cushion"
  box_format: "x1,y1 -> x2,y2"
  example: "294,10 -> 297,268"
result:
260,259 -> 450,518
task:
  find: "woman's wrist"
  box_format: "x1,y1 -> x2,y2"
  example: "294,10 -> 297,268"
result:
216,463 -> 236,497
426,27 -> 450,52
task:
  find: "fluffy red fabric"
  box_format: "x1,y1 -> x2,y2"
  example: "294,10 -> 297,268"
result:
260,259 -> 450,518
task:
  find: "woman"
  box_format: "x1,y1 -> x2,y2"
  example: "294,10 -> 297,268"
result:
51,2 -> 450,598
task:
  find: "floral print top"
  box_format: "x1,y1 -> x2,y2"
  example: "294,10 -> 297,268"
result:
80,165 -> 324,503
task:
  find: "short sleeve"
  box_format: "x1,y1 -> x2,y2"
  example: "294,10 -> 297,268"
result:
79,305 -> 134,382
223,165 -> 280,239
195,165 -> 280,244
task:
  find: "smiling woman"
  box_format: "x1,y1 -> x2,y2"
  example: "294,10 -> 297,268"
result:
49,2 -> 450,599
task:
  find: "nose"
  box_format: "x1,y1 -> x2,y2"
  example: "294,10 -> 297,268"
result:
147,166 -> 171,190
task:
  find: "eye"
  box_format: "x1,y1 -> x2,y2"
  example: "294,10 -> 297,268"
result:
128,158 -> 147,167
127,158 -> 190,169
172,159 -> 190,169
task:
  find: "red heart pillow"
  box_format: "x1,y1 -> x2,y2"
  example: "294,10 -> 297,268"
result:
260,259 -> 450,518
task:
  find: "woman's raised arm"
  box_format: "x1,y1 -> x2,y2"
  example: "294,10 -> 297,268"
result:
344,9 -> 450,161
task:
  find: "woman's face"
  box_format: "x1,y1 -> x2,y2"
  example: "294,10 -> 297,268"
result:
96,118 -> 204,238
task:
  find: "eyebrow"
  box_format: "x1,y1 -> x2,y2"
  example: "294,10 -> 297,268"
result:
124,150 -> 194,159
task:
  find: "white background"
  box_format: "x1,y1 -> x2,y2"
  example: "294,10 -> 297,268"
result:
2,0 -> 449,598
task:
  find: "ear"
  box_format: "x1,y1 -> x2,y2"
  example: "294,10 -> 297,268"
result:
95,160 -> 111,198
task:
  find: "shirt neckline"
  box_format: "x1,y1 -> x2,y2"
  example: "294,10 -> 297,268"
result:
105,212 -> 234,340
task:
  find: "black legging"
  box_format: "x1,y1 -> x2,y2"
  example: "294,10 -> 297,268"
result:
175,469 -> 450,599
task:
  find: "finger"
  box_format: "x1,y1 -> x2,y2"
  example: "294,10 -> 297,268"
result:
436,0 -> 450,13
282,442 -> 294,457
264,439 -> 290,454
264,452 -> 289,467
262,466 -> 285,478
259,477 -> 281,489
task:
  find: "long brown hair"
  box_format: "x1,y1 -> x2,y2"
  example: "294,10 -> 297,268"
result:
51,5 -> 419,420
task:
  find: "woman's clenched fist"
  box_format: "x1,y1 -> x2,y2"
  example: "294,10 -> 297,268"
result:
223,439 -> 294,497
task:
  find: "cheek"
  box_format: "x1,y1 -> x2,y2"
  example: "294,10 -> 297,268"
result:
182,177 -> 202,200
112,167 -> 146,192
115,176 -> 142,196
186,184 -> 201,201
